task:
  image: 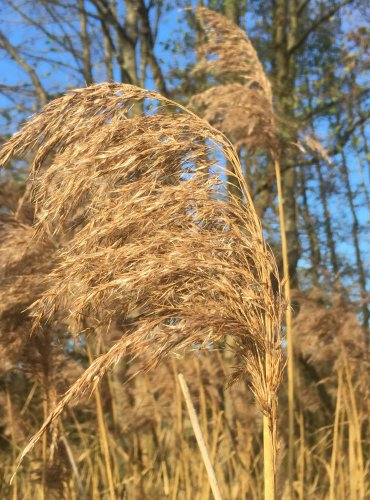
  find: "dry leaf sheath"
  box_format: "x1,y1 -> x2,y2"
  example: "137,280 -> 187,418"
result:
0,82 -> 284,476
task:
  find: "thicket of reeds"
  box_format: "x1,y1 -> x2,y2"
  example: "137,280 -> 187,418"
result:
0,6 -> 369,500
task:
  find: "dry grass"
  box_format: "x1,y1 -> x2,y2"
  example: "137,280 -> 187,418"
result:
0,82 -> 284,484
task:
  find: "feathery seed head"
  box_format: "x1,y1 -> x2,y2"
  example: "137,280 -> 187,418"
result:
0,82 -> 284,470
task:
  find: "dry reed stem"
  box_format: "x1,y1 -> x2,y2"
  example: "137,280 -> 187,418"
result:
342,352 -> 365,499
329,370 -> 342,500
178,373 -> 222,500
86,340 -> 116,500
0,82 -> 284,482
60,435 -> 86,499
274,158 -> 295,497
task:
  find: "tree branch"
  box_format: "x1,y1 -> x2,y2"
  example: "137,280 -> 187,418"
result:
288,0 -> 355,54
0,32 -> 48,107
138,0 -> 167,95
297,0 -> 311,17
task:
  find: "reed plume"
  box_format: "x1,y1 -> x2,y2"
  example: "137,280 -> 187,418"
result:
0,82 -> 284,488
190,7 -> 278,154
0,219 -> 54,374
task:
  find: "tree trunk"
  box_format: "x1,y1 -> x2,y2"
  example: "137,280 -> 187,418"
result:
78,0 -> 93,84
273,0 -> 300,288
339,149 -> 369,330
316,161 -> 339,277
137,1 -> 167,95
299,164 -> 321,286
224,0 -> 241,24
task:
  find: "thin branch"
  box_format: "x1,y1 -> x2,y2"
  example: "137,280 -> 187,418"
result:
0,31 -> 48,106
4,0 -> 82,72
297,0 -> 311,16
288,0 -> 355,54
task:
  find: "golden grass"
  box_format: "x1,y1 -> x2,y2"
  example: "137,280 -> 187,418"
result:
0,82 -> 284,489
190,8 -> 278,154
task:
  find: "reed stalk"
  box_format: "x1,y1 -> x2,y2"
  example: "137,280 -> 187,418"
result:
6,389 -> 18,500
41,399 -> 47,500
178,373 -> 222,500
86,340 -> 116,500
263,414 -> 275,500
343,353 -> 365,499
60,434 -> 87,500
329,370 -> 342,500
274,158 -> 294,497
192,10 -> 288,496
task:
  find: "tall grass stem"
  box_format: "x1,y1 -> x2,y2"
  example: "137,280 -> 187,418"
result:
274,158 -> 294,497
178,373 -> 222,500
